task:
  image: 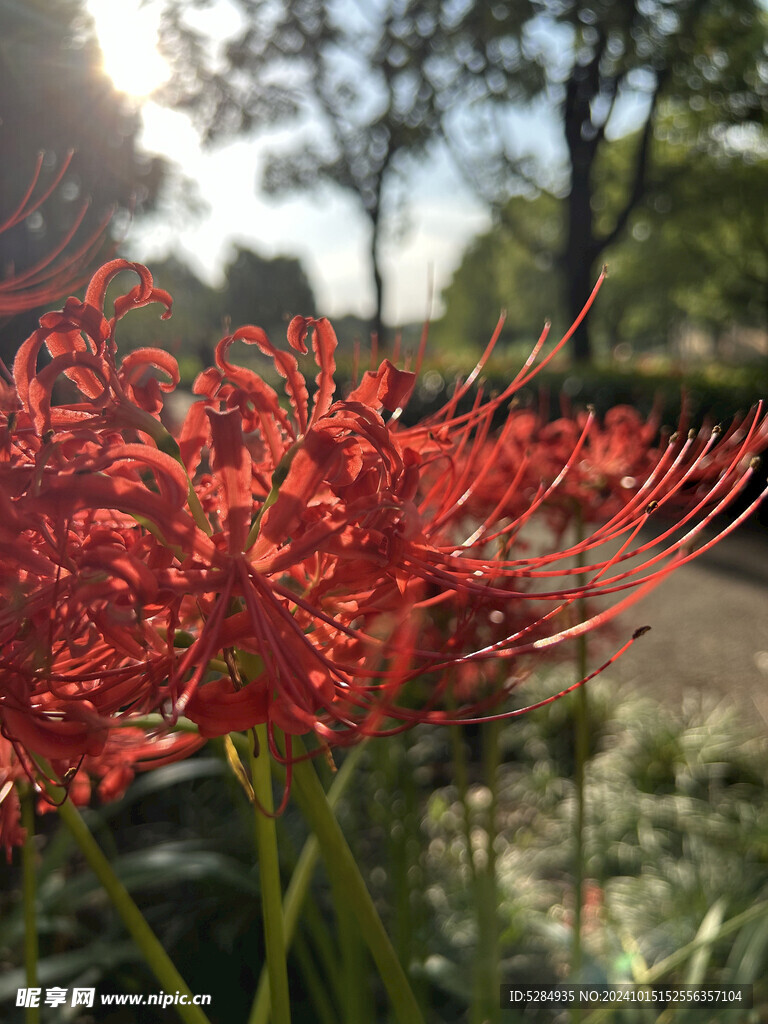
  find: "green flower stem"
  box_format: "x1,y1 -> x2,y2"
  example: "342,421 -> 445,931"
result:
249,723 -> 292,1024
54,796 -> 213,1024
123,404 -> 212,537
290,736 -> 426,1024
450,725 -> 478,888
246,442 -> 303,549
572,653 -> 588,973
20,785 -> 39,1024
474,719 -> 501,1024
452,721 -> 501,1023
249,742 -> 366,1024
116,714 -> 204,734
333,867 -> 368,1023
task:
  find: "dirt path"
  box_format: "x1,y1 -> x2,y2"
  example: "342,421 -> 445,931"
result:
610,522 -> 768,722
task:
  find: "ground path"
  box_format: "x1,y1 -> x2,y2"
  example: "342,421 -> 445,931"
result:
610,520 -> 768,722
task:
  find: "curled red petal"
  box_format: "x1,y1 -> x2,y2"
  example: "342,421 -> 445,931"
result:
28,351 -> 110,435
185,675 -> 269,738
224,325 -> 309,435
348,359 -> 415,412
287,317 -> 337,428
255,429 -> 342,552
119,348 -> 180,412
3,705 -> 108,760
84,259 -> 154,315
207,407 -> 253,553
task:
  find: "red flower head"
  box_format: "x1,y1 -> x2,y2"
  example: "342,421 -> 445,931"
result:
1,263 -> 766,794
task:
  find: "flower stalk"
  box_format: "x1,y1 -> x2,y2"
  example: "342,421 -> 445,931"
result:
290,737 -> 426,1024
248,741 -> 366,1024
20,785 -> 39,1024
249,723 -> 292,1024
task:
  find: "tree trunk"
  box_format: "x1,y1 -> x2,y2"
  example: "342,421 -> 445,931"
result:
370,207 -> 384,349
563,155 -> 598,364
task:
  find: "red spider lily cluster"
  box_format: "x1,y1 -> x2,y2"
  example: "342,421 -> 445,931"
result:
1,256 -> 766,852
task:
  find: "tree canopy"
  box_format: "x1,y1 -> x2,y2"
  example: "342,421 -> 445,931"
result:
222,244 -> 316,342
436,123 -> 768,359
431,0 -> 768,360
156,0 -> 768,361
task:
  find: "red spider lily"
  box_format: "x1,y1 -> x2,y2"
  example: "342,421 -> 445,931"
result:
462,404 -> 661,537
0,260 -> 766,794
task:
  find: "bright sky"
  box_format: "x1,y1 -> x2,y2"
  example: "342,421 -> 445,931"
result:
85,0 -> 496,323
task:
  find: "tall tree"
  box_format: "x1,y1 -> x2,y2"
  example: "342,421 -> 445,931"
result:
0,0 -> 171,362
430,0 -> 768,360
437,124 -> 768,357
158,0 -> 449,344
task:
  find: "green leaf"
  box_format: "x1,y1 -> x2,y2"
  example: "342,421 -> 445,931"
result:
685,898 -> 726,984
41,842 -> 260,909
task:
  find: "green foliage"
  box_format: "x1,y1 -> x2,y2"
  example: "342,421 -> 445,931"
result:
430,0 -> 768,359
155,0 -> 768,358
419,680 -> 768,1019
158,0 -> 453,339
435,126 -> 768,359
434,191 -> 564,353
596,132 -> 768,349
4,684 -> 768,1022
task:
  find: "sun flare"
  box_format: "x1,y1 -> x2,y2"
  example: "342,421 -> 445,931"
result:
87,0 -> 169,98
